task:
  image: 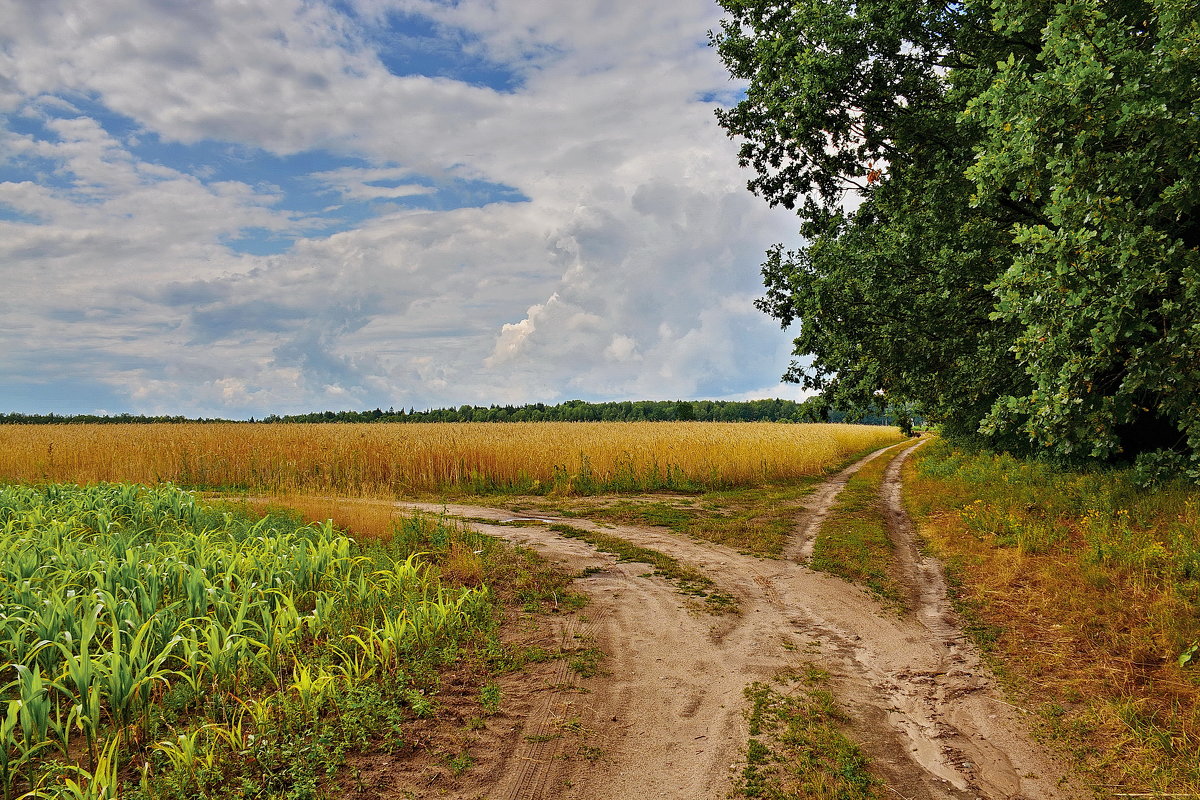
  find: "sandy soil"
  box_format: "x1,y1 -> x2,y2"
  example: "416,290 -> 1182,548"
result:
356,441 -> 1084,799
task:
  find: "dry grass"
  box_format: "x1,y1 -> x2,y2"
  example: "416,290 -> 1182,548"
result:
0,422 -> 901,496
242,493 -> 402,540
905,440 -> 1200,795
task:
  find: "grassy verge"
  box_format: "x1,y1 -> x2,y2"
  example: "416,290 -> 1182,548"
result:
482,518 -> 736,613
809,442 -> 913,607
739,666 -> 880,799
905,440 -> 1200,795
548,481 -> 822,556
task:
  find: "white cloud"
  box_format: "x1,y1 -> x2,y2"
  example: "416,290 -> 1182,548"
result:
0,0 -> 805,416
309,165 -> 435,201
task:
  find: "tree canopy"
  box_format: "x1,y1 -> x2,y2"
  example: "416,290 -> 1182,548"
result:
713,0 -> 1200,479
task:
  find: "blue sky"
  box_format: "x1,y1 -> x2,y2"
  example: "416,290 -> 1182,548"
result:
0,0 -> 805,417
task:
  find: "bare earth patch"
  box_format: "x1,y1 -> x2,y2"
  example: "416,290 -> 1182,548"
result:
323,441 -> 1085,799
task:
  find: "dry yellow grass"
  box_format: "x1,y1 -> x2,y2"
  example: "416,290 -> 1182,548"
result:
905,441 -> 1200,793
0,422 -> 901,496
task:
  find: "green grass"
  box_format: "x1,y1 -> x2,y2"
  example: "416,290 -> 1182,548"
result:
543,522 -> 737,612
469,515 -> 735,611
809,443 -> 911,607
739,667 -> 880,800
545,484 -> 818,556
566,647 -> 606,678
495,442 -> 904,558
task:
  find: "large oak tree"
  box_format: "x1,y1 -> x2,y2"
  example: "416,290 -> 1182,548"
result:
714,0 -> 1200,478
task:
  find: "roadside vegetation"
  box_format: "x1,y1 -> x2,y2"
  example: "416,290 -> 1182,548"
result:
739,666 -> 879,800
505,480 -> 823,557
906,440 -> 1200,795
538,521 -> 735,612
491,439 -> 906,558
810,442 -> 913,607
0,483 -> 579,799
0,423 -> 902,497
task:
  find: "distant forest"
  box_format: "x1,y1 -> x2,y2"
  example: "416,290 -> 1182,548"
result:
0,398 -> 904,426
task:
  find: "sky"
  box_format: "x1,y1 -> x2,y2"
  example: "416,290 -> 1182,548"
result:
0,0 -> 806,418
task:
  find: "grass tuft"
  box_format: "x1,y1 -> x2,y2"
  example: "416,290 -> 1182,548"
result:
542,522 -> 737,612
739,669 -> 880,799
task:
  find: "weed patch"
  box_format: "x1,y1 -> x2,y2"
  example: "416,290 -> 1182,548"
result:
543,522 -> 737,612
566,648 -> 606,678
739,669 -> 880,799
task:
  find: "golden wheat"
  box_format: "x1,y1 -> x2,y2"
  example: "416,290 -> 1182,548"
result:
0,422 -> 901,495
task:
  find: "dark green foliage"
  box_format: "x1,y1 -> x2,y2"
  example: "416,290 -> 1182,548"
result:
713,0 -> 1200,478
967,0 -> 1200,471
263,398 -> 892,424
0,398 -> 901,425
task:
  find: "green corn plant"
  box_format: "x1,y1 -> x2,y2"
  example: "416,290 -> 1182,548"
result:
48,736 -> 120,800
0,692 -> 56,800
236,696 -> 274,737
97,613 -> 179,747
0,700 -> 24,800
192,620 -> 247,693
53,604 -> 103,771
152,727 -> 219,787
251,593 -> 301,680
327,641 -> 376,682
376,612 -> 417,656
12,667 -> 54,749
206,706 -> 250,752
288,665 -> 339,712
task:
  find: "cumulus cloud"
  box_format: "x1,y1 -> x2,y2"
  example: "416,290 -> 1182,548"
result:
0,0 -> 805,416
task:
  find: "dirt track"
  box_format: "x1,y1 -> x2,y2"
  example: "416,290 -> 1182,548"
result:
389,441 -> 1080,799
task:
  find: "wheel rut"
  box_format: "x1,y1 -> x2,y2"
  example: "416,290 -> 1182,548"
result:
345,441 -> 1080,798
784,445 -> 892,562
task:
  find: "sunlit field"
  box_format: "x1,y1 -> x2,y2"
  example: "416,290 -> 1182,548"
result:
0,422 -> 902,496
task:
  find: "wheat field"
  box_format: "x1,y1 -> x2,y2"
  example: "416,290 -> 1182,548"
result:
0,422 -> 902,495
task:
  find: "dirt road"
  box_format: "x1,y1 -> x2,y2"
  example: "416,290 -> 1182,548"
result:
391,441 -> 1080,799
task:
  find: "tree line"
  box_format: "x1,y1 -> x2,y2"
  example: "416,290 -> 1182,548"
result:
0,398 -> 906,426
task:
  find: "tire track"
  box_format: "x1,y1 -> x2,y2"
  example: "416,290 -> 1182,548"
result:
784,444 -> 895,562
458,519 -> 613,800
311,448 -> 1081,799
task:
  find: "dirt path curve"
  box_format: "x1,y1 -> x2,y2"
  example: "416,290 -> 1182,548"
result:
381,442 -> 1080,800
